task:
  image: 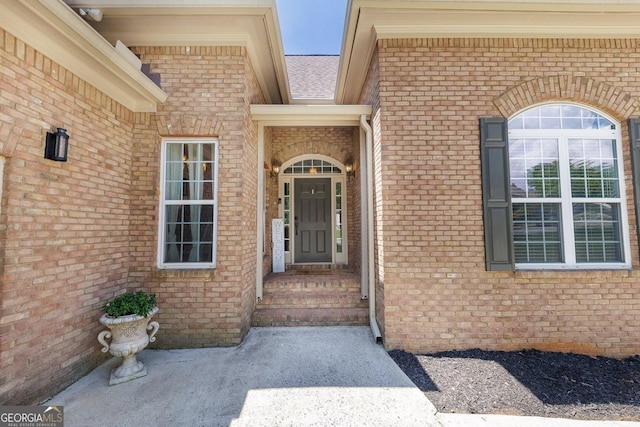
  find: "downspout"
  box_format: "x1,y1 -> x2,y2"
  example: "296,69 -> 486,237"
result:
256,123 -> 265,301
360,114 -> 382,343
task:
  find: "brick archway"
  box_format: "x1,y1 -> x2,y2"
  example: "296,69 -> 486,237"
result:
155,113 -> 223,136
493,76 -> 640,119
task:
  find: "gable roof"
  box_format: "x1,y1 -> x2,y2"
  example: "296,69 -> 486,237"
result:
285,55 -> 339,103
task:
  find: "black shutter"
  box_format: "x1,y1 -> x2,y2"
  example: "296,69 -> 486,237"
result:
628,119 -> 640,260
480,118 -> 514,271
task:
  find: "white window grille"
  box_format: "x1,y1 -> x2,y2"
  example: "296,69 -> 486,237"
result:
158,138 -> 218,268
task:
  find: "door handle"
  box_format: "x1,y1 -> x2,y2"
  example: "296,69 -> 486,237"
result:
294,216 -> 298,235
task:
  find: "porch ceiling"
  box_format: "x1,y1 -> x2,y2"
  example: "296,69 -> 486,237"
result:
250,105 -> 372,126
338,0 -> 640,104
63,0 -> 290,104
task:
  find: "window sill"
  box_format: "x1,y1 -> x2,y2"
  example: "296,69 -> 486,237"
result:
153,267 -> 216,279
515,263 -> 632,271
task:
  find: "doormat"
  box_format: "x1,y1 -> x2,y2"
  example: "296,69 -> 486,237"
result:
295,270 -> 332,275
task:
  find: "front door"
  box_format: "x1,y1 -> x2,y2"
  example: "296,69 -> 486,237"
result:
294,178 -> 332,263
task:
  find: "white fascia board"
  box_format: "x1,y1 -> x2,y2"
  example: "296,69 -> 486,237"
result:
375,23 -> 640,39
263,4 -> 291,105
65,0 -> 275,8
250,105 -> 372,126
0,0 -> 167,112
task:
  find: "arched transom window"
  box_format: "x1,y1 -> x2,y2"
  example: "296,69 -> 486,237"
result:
283,158 -> 342,174
508,104 -> 630,268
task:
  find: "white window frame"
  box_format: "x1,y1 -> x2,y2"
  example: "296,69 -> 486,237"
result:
157,137 -> 219,269
509,104 -> 631,270
278,155 -> 348,265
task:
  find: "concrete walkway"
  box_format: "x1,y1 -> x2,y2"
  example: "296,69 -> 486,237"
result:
48,327 -> 640,427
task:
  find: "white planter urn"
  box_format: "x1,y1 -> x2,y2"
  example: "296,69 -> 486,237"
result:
97,306 -> 159,385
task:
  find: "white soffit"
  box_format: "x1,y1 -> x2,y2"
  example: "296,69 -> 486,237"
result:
65,0 -> 290,105
0,0 -> 167,112
338,0 -> 640,104
251,105 -> 372,126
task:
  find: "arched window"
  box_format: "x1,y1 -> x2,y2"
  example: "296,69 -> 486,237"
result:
507,104 -> 630,268
283,158 -> 342,174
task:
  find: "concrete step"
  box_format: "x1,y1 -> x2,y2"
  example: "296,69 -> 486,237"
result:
251,307 -> 369,327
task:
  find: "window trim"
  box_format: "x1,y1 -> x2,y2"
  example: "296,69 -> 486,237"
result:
508,104 -> 631,270
157,137 -> 219,269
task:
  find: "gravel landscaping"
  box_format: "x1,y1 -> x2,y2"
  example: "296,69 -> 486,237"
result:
389,349 -> 640,421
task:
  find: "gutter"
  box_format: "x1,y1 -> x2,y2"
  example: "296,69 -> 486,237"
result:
360,114 -> 382,343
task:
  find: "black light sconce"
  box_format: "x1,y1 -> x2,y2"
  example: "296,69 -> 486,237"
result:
270,158 -> 281,178
44,127 -> 69,162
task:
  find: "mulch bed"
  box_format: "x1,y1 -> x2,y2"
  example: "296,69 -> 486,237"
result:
389,349 -> 640,421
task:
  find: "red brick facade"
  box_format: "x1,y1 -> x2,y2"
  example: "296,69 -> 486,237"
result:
4,10 -> 640,408
0,28 -> 134,404
128,46 -> 265,348
0,36 -> 265,404
366,38 -> 640,356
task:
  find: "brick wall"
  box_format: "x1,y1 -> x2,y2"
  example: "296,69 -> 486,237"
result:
372,38 -> 640,357
0,36 -> 265,405
240,56 -> 263,336
269,127 -> 359,269
130,46 -> 263,348
0,29 -> 134,404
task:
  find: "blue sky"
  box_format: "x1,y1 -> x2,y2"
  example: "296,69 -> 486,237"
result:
275,0 -> 347,55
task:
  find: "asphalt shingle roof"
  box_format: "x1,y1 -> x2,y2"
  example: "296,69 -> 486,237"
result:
285,55 -> 339,100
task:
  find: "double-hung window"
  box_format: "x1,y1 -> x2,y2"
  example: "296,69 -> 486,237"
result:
508,104 -> 631,269
159,138 -> 218,268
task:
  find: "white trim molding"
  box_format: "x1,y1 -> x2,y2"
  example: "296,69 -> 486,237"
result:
250,105 -> 372,126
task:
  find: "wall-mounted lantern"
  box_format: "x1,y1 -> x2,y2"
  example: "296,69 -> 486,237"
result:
270,158 -> 281,177
344,156 -> 356,177
44,128 -> 69,162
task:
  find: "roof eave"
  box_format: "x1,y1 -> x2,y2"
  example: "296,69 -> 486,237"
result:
65,1 -> 290,104
338,0 -> 640,105
0,0 -> 167,113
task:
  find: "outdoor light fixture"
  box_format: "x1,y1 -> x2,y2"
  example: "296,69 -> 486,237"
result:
344,157 -> 356,177
44,128 -> 69,162
270,159 -> 281,177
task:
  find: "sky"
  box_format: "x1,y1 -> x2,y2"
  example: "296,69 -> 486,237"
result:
275,0 -> 348,55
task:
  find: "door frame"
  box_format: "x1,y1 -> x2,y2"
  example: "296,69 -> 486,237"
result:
278,155 -> 348,265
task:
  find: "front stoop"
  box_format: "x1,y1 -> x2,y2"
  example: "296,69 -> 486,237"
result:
252,269 -> 369,327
